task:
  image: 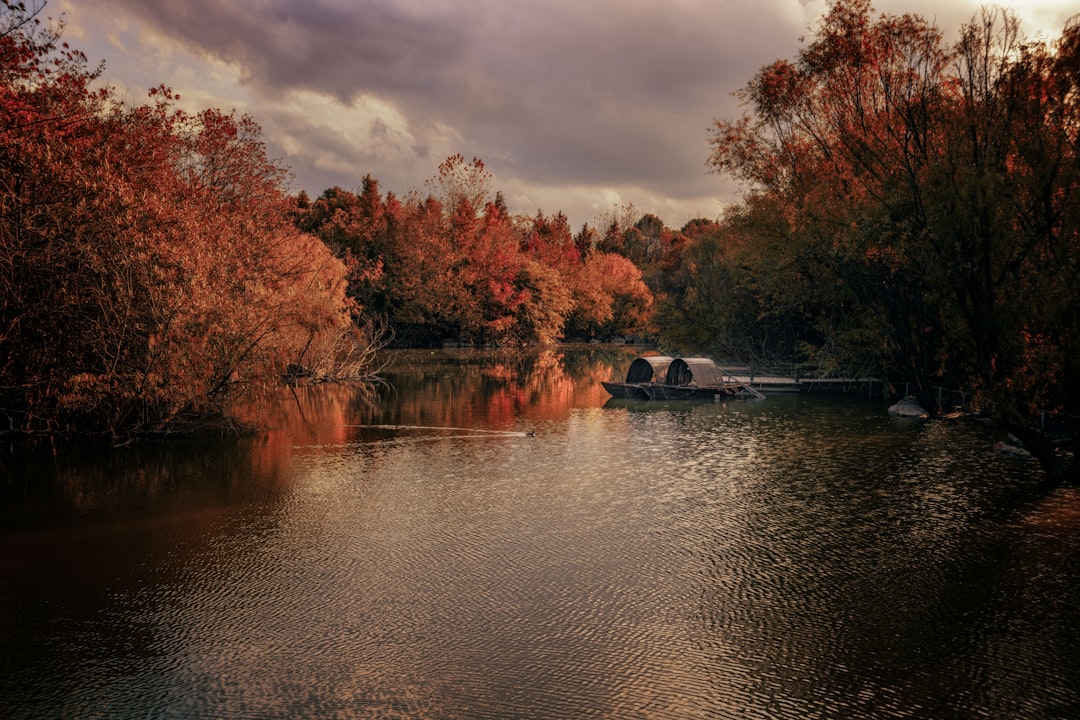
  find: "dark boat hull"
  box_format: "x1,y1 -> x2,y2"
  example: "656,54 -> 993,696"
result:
644,384 -> 738,401
601,381 -> 651,400
602,381 -> 743,401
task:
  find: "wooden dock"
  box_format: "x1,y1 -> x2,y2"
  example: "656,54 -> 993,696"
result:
724,372 -> 884,395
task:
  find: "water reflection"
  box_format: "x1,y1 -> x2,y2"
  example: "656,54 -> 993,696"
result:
1,349 -> 1076,720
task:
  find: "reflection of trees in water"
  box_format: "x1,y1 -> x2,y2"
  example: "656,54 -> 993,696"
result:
369,347 -> 649,429
0,434 -> 284,525
0,385 -> 385,525
0,348 -> 653,522
236,382 -> 381,452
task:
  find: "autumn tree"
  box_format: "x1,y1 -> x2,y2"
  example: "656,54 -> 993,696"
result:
707,0 -> 1080,482
564,251 -> 653,341
521,210 -> 580,273
0,3 -> 356,436
573,223 -> 597,257
634,213 -> 665,263
294,179 -> 387,313
378,193 -> 462,343
512,258 -> 574,345
426,153 -> 492,216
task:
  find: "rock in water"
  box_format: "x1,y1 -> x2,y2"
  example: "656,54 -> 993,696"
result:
888,396 -> 929,419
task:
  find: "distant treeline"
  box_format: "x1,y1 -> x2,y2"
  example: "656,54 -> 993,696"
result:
292,156 -> 655,349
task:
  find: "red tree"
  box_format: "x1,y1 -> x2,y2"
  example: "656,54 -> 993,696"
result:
0,4 -> 355,436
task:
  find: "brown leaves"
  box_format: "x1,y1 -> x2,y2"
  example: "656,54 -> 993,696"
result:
0,5 -> 354,435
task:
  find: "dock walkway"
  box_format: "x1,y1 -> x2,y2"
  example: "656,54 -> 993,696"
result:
724,371 -> 883,394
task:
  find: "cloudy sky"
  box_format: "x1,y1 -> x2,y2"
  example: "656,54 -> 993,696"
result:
55,0 -> 1075,230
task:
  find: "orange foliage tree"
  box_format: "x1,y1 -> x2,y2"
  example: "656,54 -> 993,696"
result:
0,2 -> 354,436
296,157 -> 656,347
564,251 -> 653,341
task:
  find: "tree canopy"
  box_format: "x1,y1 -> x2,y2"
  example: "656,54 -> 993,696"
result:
295,178 -> 655,348
696,0 -> 1079,481
1,1 -> 356,437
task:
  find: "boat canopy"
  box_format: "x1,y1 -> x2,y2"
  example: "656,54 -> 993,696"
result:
665,357 -> 725,387
624,356 -> 674,383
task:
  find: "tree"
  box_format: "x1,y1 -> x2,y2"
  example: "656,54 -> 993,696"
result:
573,223 -> 597,257
0,4 -> 356,436
513,259 -> 573,345
380,193 -> 463,342
521,210 -> 580,272
565,251 -> 653,340
707,0 -> 1080,482
294,180 -> 387,312
425,153 -> 492,217
634,213 -> 665,262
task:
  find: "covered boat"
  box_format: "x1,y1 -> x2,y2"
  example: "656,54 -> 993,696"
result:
602,356 -> 757,400
601,356 -> 673,399
645,357 -> 738,400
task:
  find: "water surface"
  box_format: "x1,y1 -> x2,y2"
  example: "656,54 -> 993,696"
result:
1,348 -> 1077,719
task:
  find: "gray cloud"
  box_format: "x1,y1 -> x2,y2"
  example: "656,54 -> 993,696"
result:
80,1 -> 801,205
66,0 -> 1076,228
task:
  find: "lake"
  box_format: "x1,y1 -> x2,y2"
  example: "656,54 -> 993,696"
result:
1,347 -> 1078,719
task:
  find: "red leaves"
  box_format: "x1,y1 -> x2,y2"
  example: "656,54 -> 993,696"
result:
295,156 -> 657,346
0,5 -> 353,435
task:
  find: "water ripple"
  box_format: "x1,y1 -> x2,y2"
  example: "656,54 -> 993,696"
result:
0,396 -> 1071,719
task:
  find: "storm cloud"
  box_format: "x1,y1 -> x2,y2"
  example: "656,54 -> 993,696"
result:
58,0 -> 1076,228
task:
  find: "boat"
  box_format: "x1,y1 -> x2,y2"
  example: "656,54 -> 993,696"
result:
603,356 -> 761,400
644,357 -> 740,400
600,356 -> 673,399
